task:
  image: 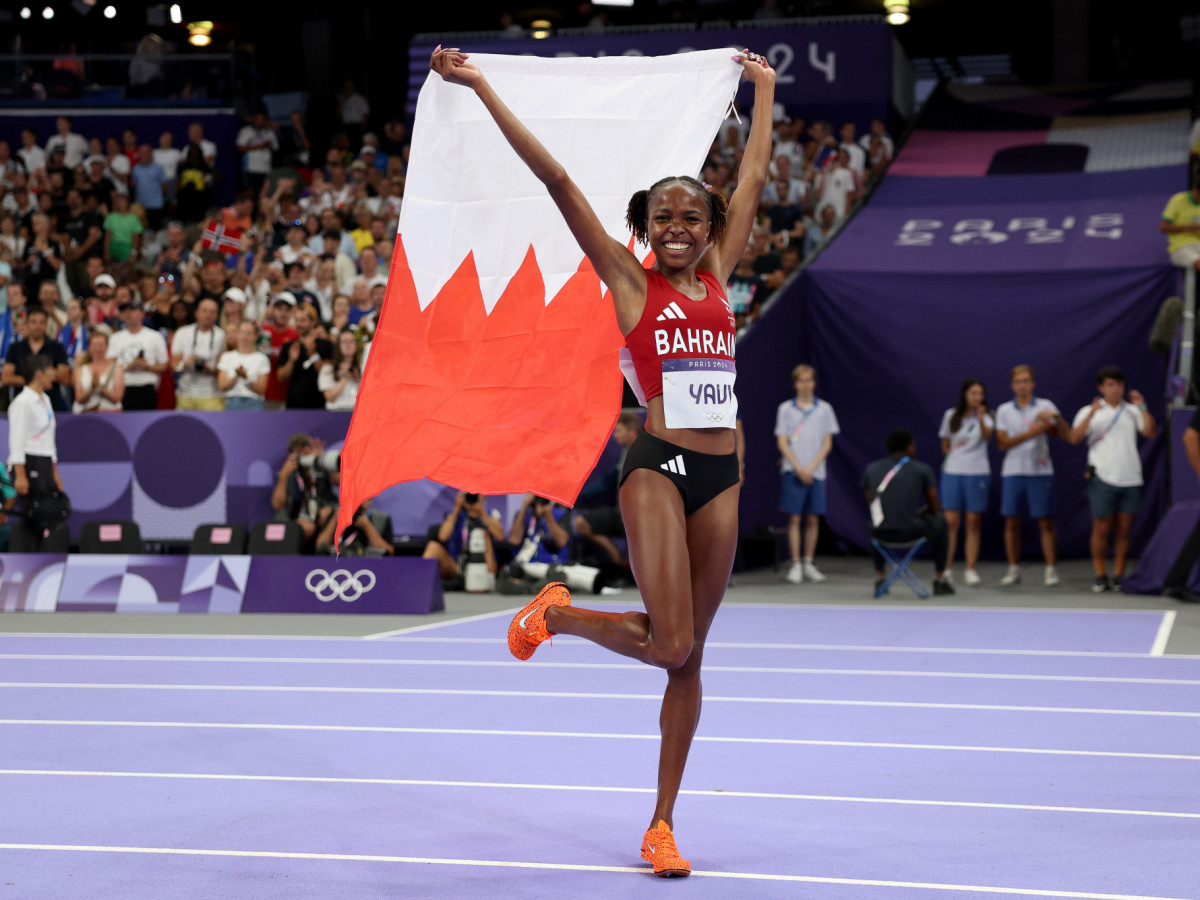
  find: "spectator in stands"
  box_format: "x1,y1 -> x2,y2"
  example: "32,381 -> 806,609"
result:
2,306 -> 70,410
271,431 -> 337,549
17,129 -> 46,176
1161,409 -> 1200,603
72,328 -> 124,413
281,261 -> 318,309
274,221 -> 313,268
0,279 -> 23,366
103,137 -> 131,197
317,207 -> 359,260
764,178 -> 805,245
262,293 -> 299,408
1068,366 -> 1156,592
858,117 -> 894,163
572,412 -> 641,566
776,364 -> 839,585
838,121 -> 867,177
422,491 -> 506,584
807,119 -> 838,171
780,243 -> 802,280
865,133 -> 891,183
107,296 -> 169,411
0,214 -> 26,266
6,354 -> 67,553
816,148 -> 860,220
171,296 -> 225,410
0,142 -> 17,191
45,116 -> 87,170
175,145 -> 213,224
328,294 -> 352,336
337,79 -> 371,147
994,364 -> 1069,587
82,155 -> 116,213
937,378 -> 994,588
347,278 -> 375,326
305,258 -> 338,322
217,320 -> 271,411
131,144 -> 167,232
861,427 -> 953,596
23,213 -> 63,295
322,230 -> 358,287
60,188 -> 103,295
186,122 -> 217,169
58,297 -> 87,368
219,287 -> 246,343
154,220 -> 192,278
1161,172 -> 1200,270
751,223 -> 785,291
277,303 -> 333,409
88,273 -> 119,327
803,204 -> 841,257
102,193 -> 143,269
726,239 -> 767,331
35,281 -> 66,337
764,154 -> 805,205
318,328 -> 362,411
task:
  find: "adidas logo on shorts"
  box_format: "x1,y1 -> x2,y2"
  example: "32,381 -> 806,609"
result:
656,302 -> 687,321
660,454 -> 687,475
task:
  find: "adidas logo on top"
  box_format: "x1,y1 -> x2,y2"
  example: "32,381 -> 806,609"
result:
656,302 -> 687,322
660,454 -> 687,475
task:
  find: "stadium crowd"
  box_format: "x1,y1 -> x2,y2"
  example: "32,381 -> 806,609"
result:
0,98 -> 892,414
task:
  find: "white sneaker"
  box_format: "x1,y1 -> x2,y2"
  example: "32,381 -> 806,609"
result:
941,569 -> 954,585
802,562 -> 826,583
964,569 -> 982,587
786,562 -> 802,584
1044,567 -> 1060,587
1000,567 -> 1021,586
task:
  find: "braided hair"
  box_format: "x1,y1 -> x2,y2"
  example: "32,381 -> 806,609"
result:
624,175 -> 729,248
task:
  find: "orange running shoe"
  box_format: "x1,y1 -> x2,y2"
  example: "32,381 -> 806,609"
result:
641,819 -> 691,877
507,582 -> 571,661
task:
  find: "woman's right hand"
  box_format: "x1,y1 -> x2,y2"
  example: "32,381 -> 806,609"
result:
430,45 -> 481,89
14,473 -> 28,496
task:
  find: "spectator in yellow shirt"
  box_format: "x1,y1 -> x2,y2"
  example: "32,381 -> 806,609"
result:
1161,173 -> 1200,270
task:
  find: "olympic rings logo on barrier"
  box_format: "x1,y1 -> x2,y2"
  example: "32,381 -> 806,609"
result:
305,569 -> 377,602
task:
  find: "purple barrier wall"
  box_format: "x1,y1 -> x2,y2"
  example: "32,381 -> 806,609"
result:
0,552 -> 443,614
409,22 -> 898,130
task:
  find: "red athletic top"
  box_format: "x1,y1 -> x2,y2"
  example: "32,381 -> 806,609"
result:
623,268 -> 737,402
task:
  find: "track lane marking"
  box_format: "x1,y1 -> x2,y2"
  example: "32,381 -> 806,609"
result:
1150,612 -> 1176,656
2,770 -> 1198,819
0,843 -> 1190,898
1,718 -> 1196,760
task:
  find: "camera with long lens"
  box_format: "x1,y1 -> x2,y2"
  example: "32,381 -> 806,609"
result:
296,449 -> 341,479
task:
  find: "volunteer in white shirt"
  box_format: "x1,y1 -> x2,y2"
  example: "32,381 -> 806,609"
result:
170,297 -> 226,410
1069,365 -> 1157,593
6,354 -> 67,551
994,364 -> 1070,587
937,378 -> 994,587
774,364 -> 840,585
107,296 -> 169,411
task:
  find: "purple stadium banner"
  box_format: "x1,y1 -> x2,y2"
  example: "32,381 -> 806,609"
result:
409,22 -> 896,125
0,553 -> 442,614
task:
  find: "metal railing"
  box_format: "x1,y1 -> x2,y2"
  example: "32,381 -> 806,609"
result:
0,51 -> 245,105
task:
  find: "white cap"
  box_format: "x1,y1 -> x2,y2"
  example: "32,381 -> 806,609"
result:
273,291 -> 297,306
223,287 -> 247,305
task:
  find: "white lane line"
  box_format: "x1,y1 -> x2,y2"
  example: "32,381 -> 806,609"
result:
4,769 -> 1199,820
3,681 -> 1197,717
3,653 -> 1197,686
361,609 -> 518,641
2,719 -> 1197,761
0,844 -> 1189,899
1150,612 -> 1177,657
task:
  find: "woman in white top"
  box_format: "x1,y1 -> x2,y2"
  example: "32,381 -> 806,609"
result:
7,354 -> 67,550
938,378 -> 994,586
217,320 -> 271,411
72,329 -> 125,412
319,328 -> 362,411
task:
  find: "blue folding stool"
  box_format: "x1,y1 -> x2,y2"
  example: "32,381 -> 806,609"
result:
871,537 -> 929,599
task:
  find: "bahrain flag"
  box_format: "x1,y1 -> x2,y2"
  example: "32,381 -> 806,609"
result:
337,50 -> 741,539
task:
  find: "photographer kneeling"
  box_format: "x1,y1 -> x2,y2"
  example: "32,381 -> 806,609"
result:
271,432 -> 337,552
498,494 -> 609,595
6,354 -> 70,551
422,491 -> 506,591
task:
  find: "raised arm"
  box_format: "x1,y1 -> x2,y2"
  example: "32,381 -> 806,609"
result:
709,53 -> 776,283
430,48 -> 647,327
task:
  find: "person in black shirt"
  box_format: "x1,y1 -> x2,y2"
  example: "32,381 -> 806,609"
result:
1,306 -> 70,411
276,302 -> 333,409
59,189 -> 103,297
22,213 -> 63,297
82,157 -> 116,213
860,427 -> 953,595
1162,408 -> 1200,603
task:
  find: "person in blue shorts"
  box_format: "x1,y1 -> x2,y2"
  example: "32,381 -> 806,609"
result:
774,364 -> 839,584
994,364 -> 1069,587
937,377 -> 993,587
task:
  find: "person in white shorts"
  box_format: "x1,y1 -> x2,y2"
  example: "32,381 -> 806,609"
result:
937,377 -> 993,587
994,364 -> 1069,587
1068,365 -> 1157,592
774,364 -> 839,584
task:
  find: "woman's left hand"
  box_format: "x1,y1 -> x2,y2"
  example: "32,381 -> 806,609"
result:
734,49 -> 775,83
430,46 -> 481,89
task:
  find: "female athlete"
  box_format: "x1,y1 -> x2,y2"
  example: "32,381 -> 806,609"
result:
431,45 -> 775,877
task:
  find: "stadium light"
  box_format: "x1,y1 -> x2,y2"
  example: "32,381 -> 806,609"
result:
20,7 -> 31,18
42,5 -> 55,19
531,18 -> 551,39
187,20 -> 212,46
103,4 -> 115,17
884,0 -> 910,25
169,3 -> 181,24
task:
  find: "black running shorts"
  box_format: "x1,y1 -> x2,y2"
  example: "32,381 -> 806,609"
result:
619,430 -> 740,516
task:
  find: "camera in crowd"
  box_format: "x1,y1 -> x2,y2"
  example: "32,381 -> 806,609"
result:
297,449 -> 341,478
464,492 -> 480,505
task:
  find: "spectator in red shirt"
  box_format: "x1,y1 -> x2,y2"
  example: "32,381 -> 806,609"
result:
261,292 -> 298,408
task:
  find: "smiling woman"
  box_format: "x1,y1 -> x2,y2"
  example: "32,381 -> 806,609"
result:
429,45 -> 775,877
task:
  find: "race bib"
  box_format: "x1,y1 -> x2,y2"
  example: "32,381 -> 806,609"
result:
661,358 -> 737,429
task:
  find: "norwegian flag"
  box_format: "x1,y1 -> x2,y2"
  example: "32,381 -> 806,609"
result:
336,50 -> 741,543
201,221 -> 242,255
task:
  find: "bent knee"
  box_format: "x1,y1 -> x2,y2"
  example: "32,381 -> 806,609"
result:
648,636 -> 693,670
